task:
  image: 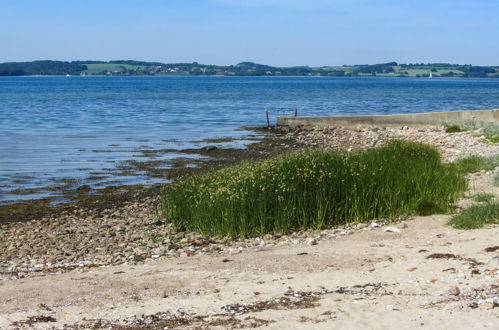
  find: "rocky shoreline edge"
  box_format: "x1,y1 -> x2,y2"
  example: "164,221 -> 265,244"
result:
1,124 -> 498,281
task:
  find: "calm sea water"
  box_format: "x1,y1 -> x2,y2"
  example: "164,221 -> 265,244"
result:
1,76 -> 498,202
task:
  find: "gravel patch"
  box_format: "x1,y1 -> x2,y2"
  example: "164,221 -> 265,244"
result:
0,193 -> 401,280
282,125 -> 499,161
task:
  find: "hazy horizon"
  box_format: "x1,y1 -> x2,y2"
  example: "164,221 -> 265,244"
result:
1,0 -> 498,66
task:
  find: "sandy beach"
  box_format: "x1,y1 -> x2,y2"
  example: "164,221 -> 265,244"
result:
1,126 -> 498,329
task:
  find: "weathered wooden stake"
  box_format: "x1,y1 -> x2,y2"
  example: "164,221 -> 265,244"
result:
294,108 -> 298,117
265,109 -> 270,129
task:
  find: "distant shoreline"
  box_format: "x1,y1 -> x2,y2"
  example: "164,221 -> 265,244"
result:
1,60 -> 498,78
2,75 -> 495,79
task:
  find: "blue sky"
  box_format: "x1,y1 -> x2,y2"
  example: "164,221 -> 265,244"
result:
0,0 -> 498,66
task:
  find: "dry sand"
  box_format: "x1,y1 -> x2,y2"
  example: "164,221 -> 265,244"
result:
1,170 -> 498,329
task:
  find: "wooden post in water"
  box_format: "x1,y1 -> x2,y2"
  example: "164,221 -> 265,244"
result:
265,109 -> 270,129
294,108 -> 298,117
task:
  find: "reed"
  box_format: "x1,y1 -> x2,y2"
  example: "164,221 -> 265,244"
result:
161,141 -> 467,238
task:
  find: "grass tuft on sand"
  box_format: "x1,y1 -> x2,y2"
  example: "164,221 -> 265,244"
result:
450,155 -> 499,174
445,125 -> 465,133
449,202 -> 499,229
444,120 -> 499,144
161,141 -> 467,238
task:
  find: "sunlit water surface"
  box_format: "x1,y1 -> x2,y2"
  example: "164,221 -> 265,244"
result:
1,76 -> 498,202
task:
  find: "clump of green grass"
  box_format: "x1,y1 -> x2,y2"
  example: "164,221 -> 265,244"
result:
161,141 -> 467,238
450,155 -> 499,174
449,202 -> 499,229
445,125 -> 464,133
494,172 -> 499,187
472,193 -> 496,203
485,135 -> 499,144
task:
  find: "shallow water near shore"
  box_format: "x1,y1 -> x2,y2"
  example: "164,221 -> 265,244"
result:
1,76 -> 499,203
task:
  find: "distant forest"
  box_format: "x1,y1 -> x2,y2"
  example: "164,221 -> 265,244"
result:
0,60 -> 498,78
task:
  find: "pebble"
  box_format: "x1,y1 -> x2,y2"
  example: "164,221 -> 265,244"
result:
448,286 -> 461,296
356,223 -> 368,230
384,227 -> 401,233
307,238 -> 318,246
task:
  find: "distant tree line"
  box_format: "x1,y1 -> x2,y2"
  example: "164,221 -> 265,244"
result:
0,60 -> 86,76
0,60 -> 497,77
355,62 -> 397,74
460,66 -> 496,77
